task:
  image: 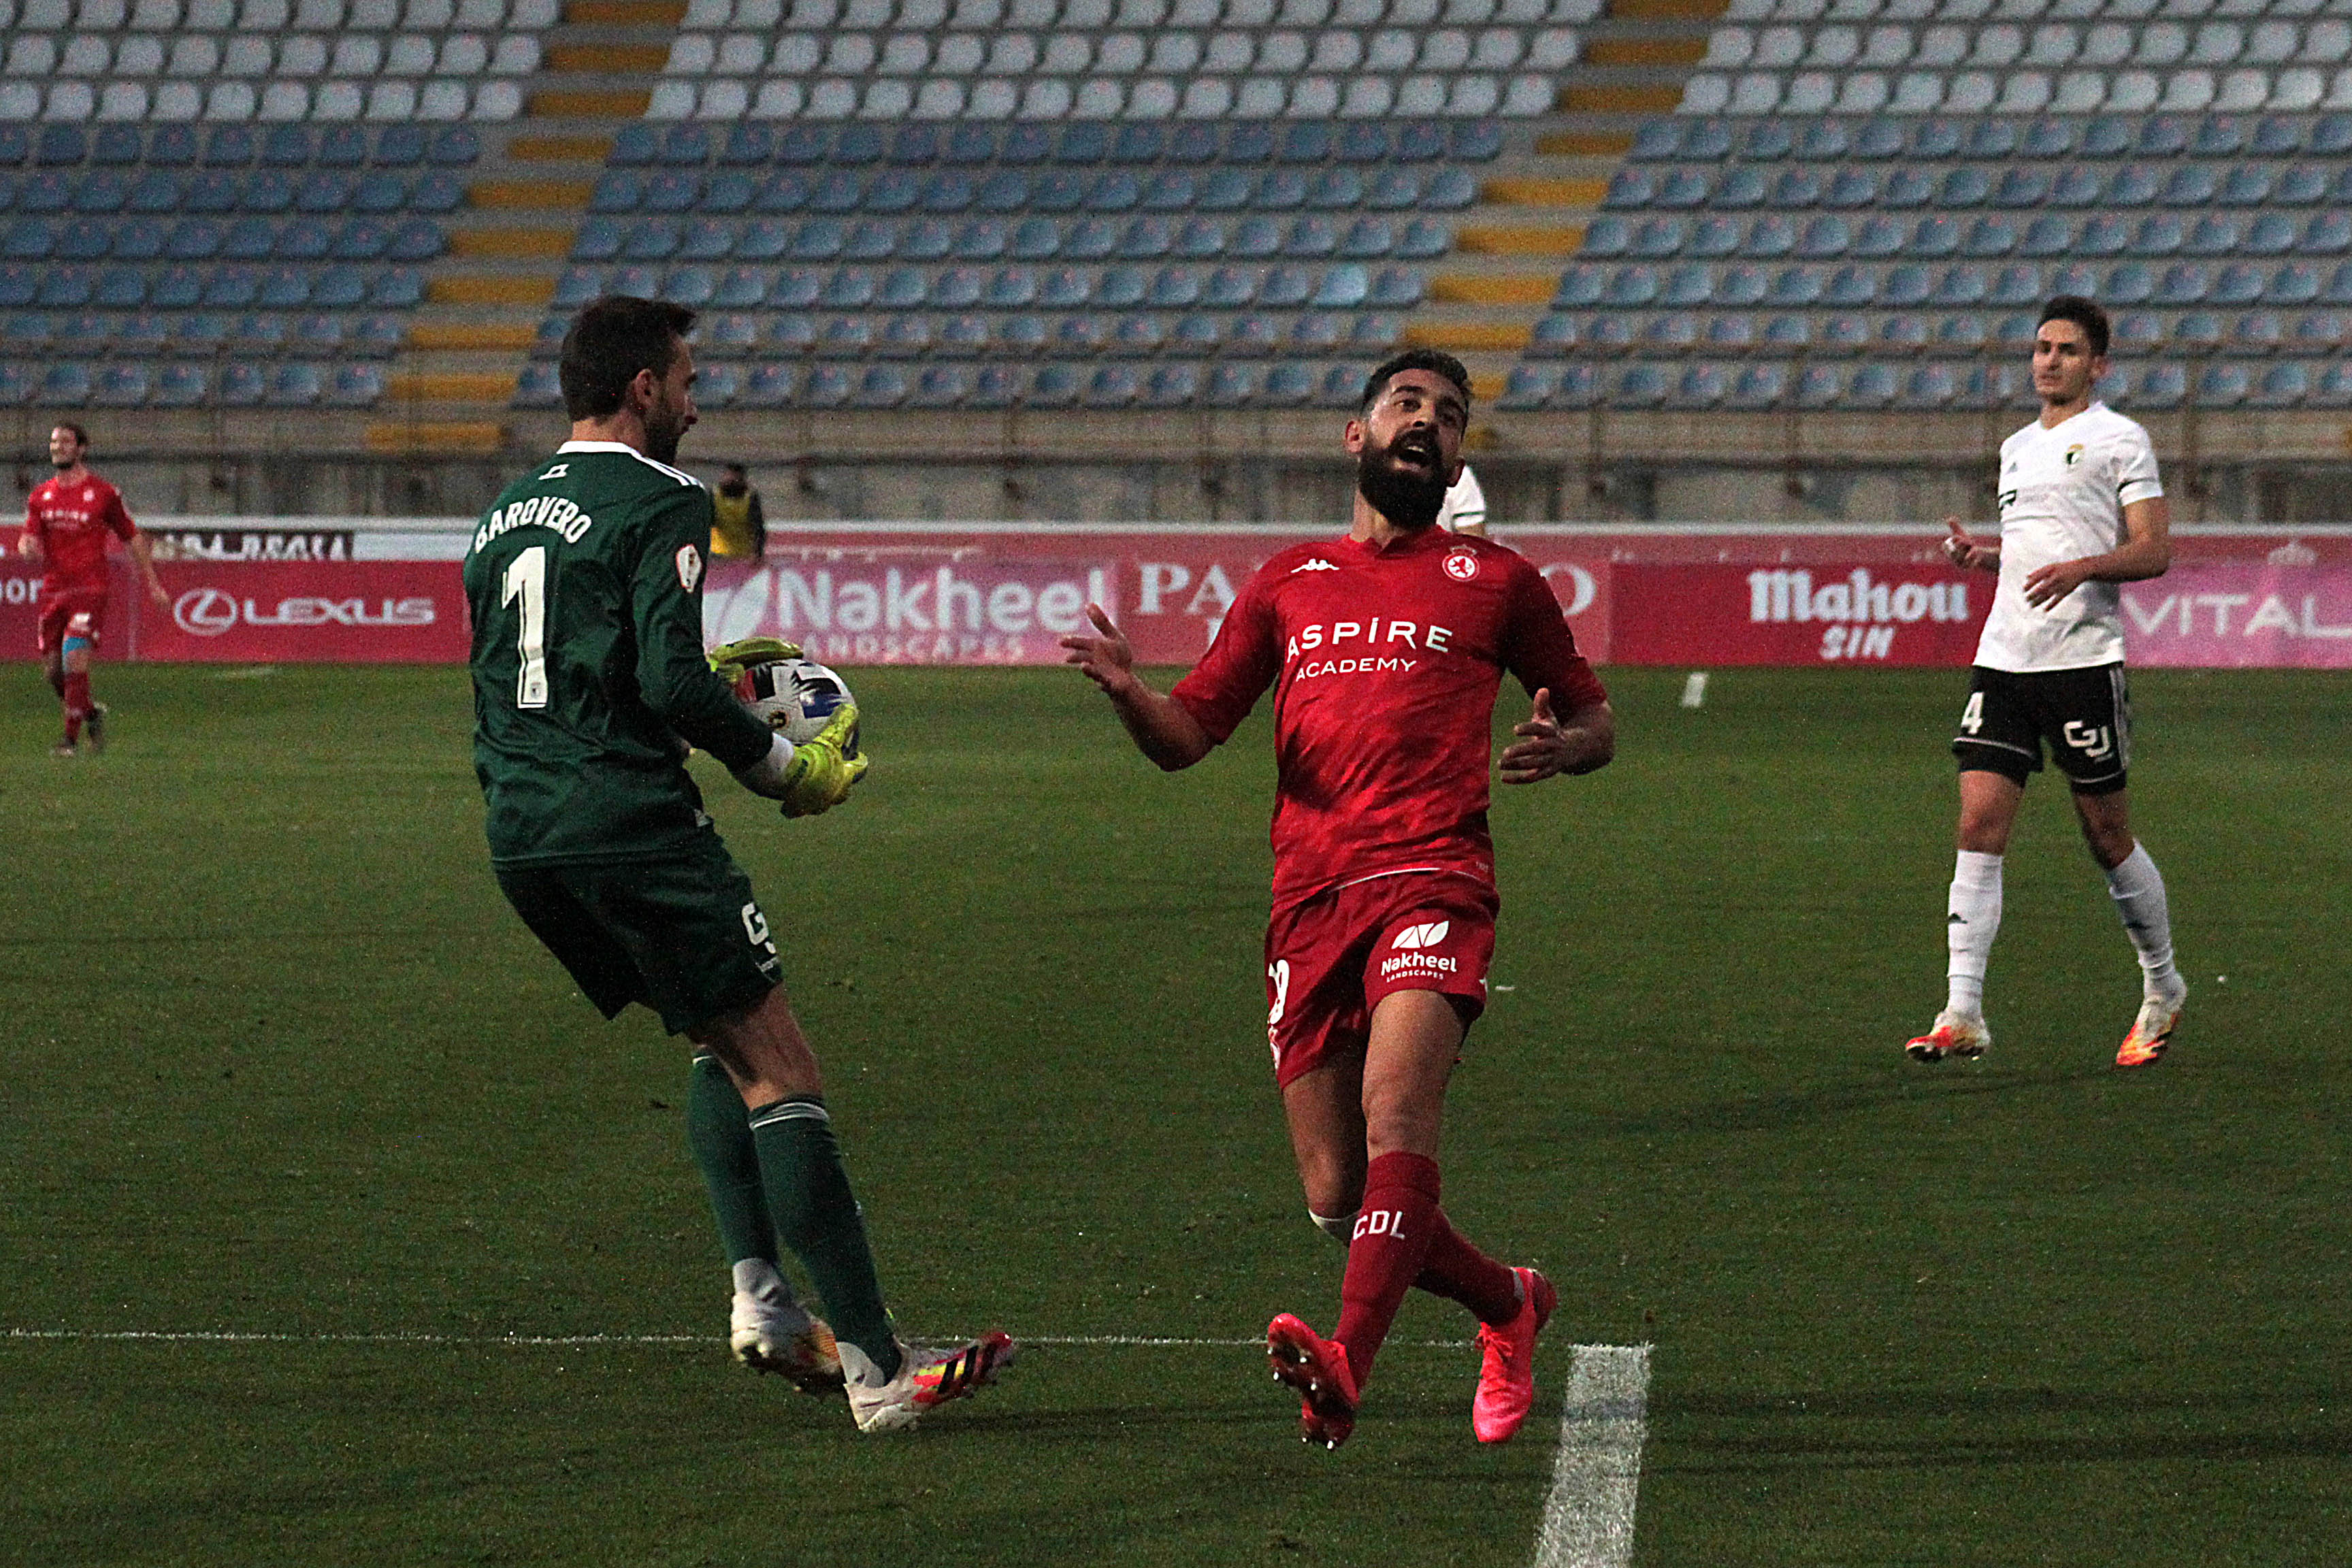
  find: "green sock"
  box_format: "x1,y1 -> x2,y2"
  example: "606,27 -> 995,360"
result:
747,1096 -> 900,1382
687,1054 -> 779,1270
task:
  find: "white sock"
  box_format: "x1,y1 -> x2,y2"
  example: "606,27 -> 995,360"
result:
1945,850 -> 2003,1018
2104,843 -> 2182,1000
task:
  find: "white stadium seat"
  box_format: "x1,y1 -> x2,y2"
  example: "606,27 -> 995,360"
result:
365,80 -> 417,119
1680,71 -> 1731,112
0,83 -> 38,120
1835,68 -> 1888,110
1944,67 -> 1995,110
2051,67 -> 2106,110
1889,70 -> 1944,110
1996,67 -> 2050,110
116,35 -> 165,73
386,35 -> 438,75
259,80 -> 310,118
1729,70 -> 1782,112
312,78 -> 363,116
47,80 -> 97,118
2106,67 -> 2159,109
2082,22 -> 2130,65
2270,66 -> 2323,110
1861,24 -> 1910,65
1703,27 -> 1753,67
2159,67 -> 2215,109
750,79 -> 802,116
419,79 -> 470,117
203,80 -> 255,118
1180,76 -> 1233,114
151,79 -> 202,116
98,81 -> 150,118
472,80 -> 520,117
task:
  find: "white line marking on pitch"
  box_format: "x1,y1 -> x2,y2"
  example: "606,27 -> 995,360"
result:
1533,1345 -> 1652,1568
5,1329 -> 1478,1350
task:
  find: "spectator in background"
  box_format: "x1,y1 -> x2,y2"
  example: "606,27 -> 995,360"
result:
709,463 -> 767,560
1435,462 -> 1487,537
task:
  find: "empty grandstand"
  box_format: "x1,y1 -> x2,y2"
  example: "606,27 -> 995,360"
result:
4,0 -> 2349,522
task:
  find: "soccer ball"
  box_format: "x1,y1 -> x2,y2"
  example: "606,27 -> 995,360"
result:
732,656 -> 858,754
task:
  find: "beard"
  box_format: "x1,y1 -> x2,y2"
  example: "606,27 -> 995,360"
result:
1355,430 -> 1448,531
643,397 -> 687,466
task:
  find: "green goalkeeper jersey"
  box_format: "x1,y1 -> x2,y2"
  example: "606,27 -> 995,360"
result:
465,440 -> 774,867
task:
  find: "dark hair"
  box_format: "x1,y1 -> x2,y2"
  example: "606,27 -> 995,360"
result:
721,461 -> 747,476
559,295 -> 696,421
1360,348 -> 1473,414
2038,295 -> 2110,358
52,421 -> 89,448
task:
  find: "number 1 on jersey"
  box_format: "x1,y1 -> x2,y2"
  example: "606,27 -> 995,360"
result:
502,545 -> 551,709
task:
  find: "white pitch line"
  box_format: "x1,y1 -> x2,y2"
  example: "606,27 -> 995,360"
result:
4,1328 -> 1477,1350
1533,1345 -> 1652,1568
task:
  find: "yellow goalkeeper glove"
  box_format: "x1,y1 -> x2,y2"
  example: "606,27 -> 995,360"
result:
778,700 -> 868,819
707,636 -> 805,687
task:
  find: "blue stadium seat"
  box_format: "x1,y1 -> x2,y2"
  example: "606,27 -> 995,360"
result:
118,309 -> 168,352
1144,363 -> 1198,408
1205,265 -> 1261,306
219,363 -> 272,406
1025,363 -> 1079,407
1083,364 -> 1140,408
844,220 -> 897,261
2253,362 -> 2310,408
60,313 -> 110,351
796,364 -> 849,407
428,129 -> 480,169
514,364 -> 563,410
152,363 -> 207,408
2302,214 -> 2352,255
2154,264 -> 2208,306
1767,266 -> 1822,307
1120,217 -> 1175,259
265,362 -> 324,408
178,312 -> 230,349
1423,170 -> 1477,210
1742,216 -> 1796,259
766,314 -> 817,351
1254,170 -> 1308,212
1099,265 -> 1150,308
1497,364 -> 1550,411
1882,264 -> 1931,307
531,314 -> 566,356
929,267 -> 984,308
373,126 -> 427,168
2313,114 -> 2352,157
878,316 -> 932,356
2270,265 -> 2323,308
1284,217 -> 1338,258
1171,311 -> 1220,353
1663,263 -> 1714,306
1063,218 -> 1118,260
1351,314 -> 1400,351
1262,362 -> 1315,406
618,219 -> 677,263
1716,265 -> 1767,306
990,267 -> 1041,308
1204,362 -> 1260,408
1147,267 -> 1201,308
1823,265 -> 1874,306
1704,314 -> 1752,352
350,314 -> 402,357
1644,312 -> 1696,350
1797,216 -> 1849,259
1611,362 -> 1667,408
2196,363 -> 2249,408
736,364 -> 795,410
694,363 -> 740,408
371,269 -> 425,308
910,364 -> 970,408
2166,310 -> 2220,352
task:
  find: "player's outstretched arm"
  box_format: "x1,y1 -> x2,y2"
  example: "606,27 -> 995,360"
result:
127,532 -> 169,609
1940,515 -> 1999,572
1499,688 -> 1614,785
1060,602 -> 1214,771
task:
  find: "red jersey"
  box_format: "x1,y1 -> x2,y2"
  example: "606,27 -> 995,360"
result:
1172,526 -> 1607,906
25,472 -> 135,597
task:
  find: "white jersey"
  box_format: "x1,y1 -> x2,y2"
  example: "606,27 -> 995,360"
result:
1435,465 -> 1486,534
1974,402 -> 2163,673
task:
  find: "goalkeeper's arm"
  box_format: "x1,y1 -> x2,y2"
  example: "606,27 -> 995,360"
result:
706,634 -> 869,817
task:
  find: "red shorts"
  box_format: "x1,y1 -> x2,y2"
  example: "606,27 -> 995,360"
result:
1262,870 -> 1499,1089
37,591 -> 108,655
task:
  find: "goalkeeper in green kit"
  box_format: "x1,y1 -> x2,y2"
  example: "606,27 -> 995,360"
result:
463,295 -> 1013,1432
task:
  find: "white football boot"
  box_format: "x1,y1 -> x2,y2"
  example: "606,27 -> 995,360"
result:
840,1331 -> 1017,1433
729,1259 -> 844,1396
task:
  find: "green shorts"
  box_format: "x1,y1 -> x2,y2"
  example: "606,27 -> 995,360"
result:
495,836 -> 781,1036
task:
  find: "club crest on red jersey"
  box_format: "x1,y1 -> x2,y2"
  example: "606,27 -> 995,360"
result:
1443,550 -> 1480,582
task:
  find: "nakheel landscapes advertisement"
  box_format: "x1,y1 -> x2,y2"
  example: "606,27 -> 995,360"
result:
5,522 -> 2347,668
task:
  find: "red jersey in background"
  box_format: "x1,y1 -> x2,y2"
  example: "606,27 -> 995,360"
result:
1172,525 -> 1607,907
25,473 -> 135,595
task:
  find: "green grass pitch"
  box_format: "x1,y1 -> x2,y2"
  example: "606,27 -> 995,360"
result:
2,662 -> 2347,1567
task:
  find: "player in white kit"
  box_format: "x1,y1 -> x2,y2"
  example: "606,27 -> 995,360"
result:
1906,297 -> 2187,1071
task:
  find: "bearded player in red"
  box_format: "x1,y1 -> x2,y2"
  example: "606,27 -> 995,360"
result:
1062,349 -> 1616,1450
17,423 -> 169,756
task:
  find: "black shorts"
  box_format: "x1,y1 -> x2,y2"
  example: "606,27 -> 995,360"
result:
495,835 -> 781,1036
1951,662 -> 2131,795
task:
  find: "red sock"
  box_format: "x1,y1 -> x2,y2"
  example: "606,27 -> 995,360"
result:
1414,1212 -> 1523,1326
1333,1151 -> 1442,1388
62,671 -> 91,742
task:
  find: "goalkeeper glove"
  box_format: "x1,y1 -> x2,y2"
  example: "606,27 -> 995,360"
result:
778,699 -> 867,819
707,636 -> 805,688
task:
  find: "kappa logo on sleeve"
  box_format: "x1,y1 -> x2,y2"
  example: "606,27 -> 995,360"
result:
675,544 -> 704,591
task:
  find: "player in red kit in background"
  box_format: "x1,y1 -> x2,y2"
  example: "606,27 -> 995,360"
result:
16,423 -> 169,755
1062,350 -> 1615,1450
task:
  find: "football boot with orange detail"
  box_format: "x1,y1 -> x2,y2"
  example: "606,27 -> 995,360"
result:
1906,1010 -> 1991,1062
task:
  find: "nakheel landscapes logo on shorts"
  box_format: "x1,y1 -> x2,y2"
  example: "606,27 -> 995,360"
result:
1381,920 -> 1458,979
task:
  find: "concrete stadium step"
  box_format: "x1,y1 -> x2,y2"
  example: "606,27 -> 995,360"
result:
1407,323 -> 1536,352
1430,275 -> 1559,305
408,324 -> 540,351
429,276 -> 559,306
386,372 -> 521,403
1584,36 -> 1710,65
528,88 -> 654,117
1482,176 -> 1611,208
1453,225 -> 1587,257
470,180 -> 598,210
564,0 -> 685,21
447,229 -> 576,259
364,421 -> 510,454
506,134 -> 616,164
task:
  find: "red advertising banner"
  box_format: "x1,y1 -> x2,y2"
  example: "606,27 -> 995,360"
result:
1611,563 -> 1989,666
140,561 -> 467,662
703,530 -> 1612,666
5,524 -> 2346,670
